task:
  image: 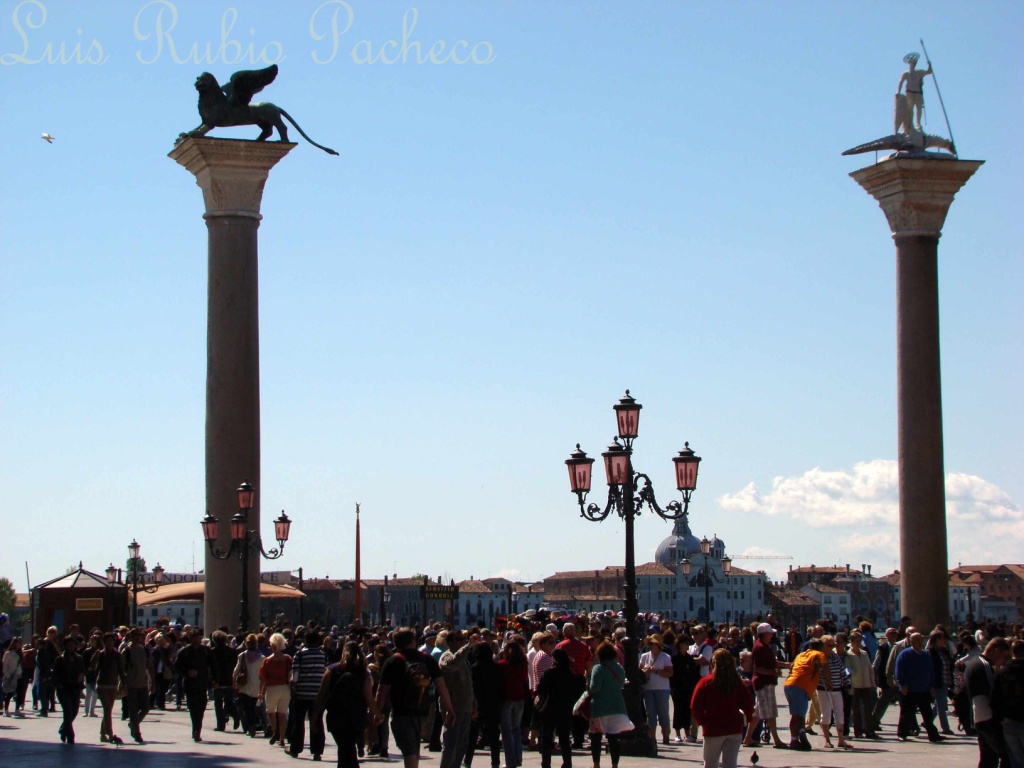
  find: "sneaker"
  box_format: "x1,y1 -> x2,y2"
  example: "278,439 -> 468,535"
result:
672,737 -> 684,744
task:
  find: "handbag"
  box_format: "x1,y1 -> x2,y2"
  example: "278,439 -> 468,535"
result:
115,679 -> 127,700
572,690 -> 590,719
232,655 -> 249,688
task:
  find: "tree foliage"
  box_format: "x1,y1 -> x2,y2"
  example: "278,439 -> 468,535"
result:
0,577 -> 15,615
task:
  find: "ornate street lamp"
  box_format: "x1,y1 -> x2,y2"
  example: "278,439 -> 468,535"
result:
121,541 -> 164,626
565,390 -> 702,756
201,480 -> 292,630
681,535 -> 731,622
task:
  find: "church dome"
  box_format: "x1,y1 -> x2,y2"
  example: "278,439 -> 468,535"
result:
711,534 -> 726,558
655,515 -> 702,566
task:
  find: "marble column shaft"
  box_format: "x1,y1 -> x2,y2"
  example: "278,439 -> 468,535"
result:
169,138 -> 294,633
850,157 -> 982,632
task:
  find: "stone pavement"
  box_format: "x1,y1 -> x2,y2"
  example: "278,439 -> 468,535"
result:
0,698 -> 980,768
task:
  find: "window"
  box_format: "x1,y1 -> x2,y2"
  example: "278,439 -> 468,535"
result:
741,591 -> 745,599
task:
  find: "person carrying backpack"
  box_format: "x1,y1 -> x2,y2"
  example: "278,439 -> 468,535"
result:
375,628 -> 455,768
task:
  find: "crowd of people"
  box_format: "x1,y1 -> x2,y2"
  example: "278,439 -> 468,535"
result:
1,611 -> 1023,768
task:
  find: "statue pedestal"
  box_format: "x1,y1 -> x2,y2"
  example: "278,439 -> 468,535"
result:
169,137 -> 294,633
850,157 -> 982,631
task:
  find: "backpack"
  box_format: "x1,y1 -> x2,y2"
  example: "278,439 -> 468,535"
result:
394,652 -> 435,714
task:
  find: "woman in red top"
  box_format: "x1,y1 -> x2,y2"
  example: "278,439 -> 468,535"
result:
259,633 -> 293,748
691,649 -> 755,768
498,638 -> 529,768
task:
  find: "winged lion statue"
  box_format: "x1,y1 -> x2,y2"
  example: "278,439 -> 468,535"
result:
176,64 -> 338,156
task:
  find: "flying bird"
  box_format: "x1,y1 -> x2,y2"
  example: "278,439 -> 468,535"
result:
41,132 -> 54,143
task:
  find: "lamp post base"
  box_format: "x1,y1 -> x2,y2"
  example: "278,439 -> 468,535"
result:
618,684 -> 657,757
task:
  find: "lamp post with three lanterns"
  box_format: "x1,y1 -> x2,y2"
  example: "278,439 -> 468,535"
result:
201,481 -> 292,631
107,540 -> 164,626
564,390 -> 702,754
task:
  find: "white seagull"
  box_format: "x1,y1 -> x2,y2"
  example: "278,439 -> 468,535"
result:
41,132 -> 54,143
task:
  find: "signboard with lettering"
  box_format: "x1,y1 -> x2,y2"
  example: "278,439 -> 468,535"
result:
420,585 -> 459,600
76,598 -> 103,611
139,571 -> 297,585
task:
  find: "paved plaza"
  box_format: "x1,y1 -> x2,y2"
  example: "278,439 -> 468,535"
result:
1,689 -> 981,768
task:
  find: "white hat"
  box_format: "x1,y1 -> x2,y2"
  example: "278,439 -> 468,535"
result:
756,622 -> 776,635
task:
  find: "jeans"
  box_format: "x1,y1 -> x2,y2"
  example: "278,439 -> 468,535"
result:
39,679 -> 54,713
851,687 -> 877,735
57,689 -> 80,741
238,692 -> 259,735
1003,718 -> 1024,768
326,718 -> 363,768
500,700 -> 525,768
871,685 -> 898,729
932,686 -> 950,732
185,690 -> 208,736
213,687 -> 237,729
288,697 -> 326,756
702,733 -> 741,768
83,682 -> 98,716
97,687 -> 117,739
976,720 -> 1010,768
643,688 -> 671,731
466,711 -> 501,768
124,686 -> 149,738
439,711 -> 473,768
898,691 -> 938,739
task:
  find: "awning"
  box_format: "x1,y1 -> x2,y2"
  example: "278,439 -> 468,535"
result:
135,581 -> 304,606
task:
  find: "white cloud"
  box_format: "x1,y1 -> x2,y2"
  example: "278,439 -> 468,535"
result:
718,459 -> 899,527
718,460 -> 1022,569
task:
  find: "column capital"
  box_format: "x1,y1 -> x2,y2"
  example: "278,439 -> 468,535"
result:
169,137 -> 295,219
850,157 -> 983,238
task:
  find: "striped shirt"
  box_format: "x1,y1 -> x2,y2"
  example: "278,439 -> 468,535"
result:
818,651 -> 849,691
531,650 -> 553,693
291,647 -> 327,701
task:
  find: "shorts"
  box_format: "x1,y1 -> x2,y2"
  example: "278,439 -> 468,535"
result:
784,685 -> 809,718
391,715 -> 422,757
754,686 -> 778,719
263,683 -> 291,715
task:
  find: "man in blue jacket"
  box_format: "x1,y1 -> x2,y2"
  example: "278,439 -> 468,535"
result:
894,632 -> 942,742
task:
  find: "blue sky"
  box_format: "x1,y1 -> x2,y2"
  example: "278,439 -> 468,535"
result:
2,1 -> 1021,591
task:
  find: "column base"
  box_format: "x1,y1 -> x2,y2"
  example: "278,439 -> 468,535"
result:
619,685 -> 657,757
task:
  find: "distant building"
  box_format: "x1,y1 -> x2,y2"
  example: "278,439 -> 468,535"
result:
800,583 -> 852,626
765,583 -> 819,630
542,517 -> 769,624
787,563 -> 872,588
832,572 -> 895,627
886,565 -> 1022,624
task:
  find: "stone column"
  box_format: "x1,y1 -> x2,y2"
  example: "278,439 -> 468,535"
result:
169,138 -> 294,633
851,157 -> 982,631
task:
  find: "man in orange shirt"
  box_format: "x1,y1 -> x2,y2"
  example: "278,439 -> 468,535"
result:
783,638 -> 826,751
